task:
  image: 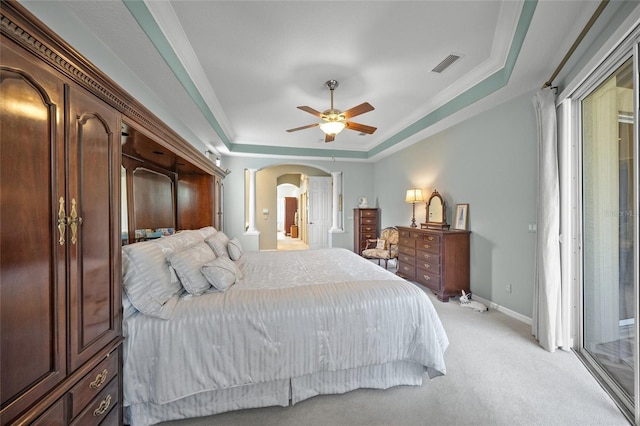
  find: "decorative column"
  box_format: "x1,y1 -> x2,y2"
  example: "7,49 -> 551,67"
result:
246,168 -> 259,233
330,171 -> 343,232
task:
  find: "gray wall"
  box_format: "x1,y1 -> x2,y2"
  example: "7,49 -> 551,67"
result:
373,91 -> 538,317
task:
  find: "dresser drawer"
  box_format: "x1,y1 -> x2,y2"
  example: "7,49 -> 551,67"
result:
71,376 -> 118,426
398,262 -> 416,279
360,231 -> 377,242
398,252 -> 415,265
399,229 -> 412,239
417,238 -> 440,254
416,250 -> 440,264
70,348 -> 119,419
359,209 -> 377,218
359,217 -> 377,227
398,244 -> 416,257
360,223 -> 377,234
417,269 -> 441,291
416,257 -> 440,275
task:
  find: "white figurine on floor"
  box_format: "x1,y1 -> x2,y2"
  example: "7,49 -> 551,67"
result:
459,290 -> 488,312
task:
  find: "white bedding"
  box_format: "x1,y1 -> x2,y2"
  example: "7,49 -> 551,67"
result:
123,248 -> 448,421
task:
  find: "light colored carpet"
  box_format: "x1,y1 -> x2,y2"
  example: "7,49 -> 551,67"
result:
161,281 -> 629,426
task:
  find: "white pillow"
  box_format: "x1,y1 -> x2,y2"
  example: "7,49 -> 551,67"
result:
201,257 -> 240,292
169,242 -> 216,295
154,230 -> 204,258
198,226 -> 218,239
205,231 -> 230,258
122,240 -> 182,319
227,237 -> 243,261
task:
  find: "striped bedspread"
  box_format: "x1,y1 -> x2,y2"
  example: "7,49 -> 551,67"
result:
123,248 -> 448,407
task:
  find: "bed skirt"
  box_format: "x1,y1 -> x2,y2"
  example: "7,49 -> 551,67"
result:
124,361 -> 426,425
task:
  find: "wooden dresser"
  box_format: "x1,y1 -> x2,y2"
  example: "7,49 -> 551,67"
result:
397,226 -> 470,302
354,208 -> 379,255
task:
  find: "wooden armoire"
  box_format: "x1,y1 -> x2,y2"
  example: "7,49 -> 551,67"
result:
0,2 -> 227,424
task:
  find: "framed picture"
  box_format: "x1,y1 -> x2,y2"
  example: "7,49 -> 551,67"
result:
454,204 -> 469,230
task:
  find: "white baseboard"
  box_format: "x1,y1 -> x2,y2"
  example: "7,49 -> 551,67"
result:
472,294 -> 532,326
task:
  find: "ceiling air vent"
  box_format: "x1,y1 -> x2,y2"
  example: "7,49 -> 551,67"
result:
431,54 -> 461,73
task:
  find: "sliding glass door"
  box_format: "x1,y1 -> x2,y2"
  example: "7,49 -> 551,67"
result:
580,54 -> 638,422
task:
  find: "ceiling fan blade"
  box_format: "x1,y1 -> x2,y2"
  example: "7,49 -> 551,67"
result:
343,102 -> 374,119
297,106 -> 324,118
286,123 -> 319,132
325,133 -> 335,143
345,121 -> 377,134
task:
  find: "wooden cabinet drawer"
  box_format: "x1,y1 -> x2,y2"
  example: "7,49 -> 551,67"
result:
360,231 -> 377,241
70,348 -> 118,419
398,263 -> 416,279
399,229 -> 412,239
398,253 -> 415,265
398,245 -> 415,257
360,223 -> 377,234
32,396 -> 67,426
416,258 -> 440,275
71,376 -> 118,426
416,250 -> 440,264
359,209 -> 377,218
417,239 -> 440,254
359,218 -> 377,227
96,402 -> 120,426
417,269 -> 441,291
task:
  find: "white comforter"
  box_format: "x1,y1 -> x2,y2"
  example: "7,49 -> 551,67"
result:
123,248 -> 448,406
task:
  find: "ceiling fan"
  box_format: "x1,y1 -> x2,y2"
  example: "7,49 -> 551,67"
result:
286,80 -> 377,143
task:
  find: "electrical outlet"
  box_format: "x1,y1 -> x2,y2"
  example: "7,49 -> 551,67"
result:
505,284 -> 512,293
528,223 -> 537,233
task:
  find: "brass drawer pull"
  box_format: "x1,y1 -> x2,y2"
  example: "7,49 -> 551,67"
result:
423,254 -> 431,259
93,394 -> 111,417
423,275 -> 431,280
89,369 -> 108,389
423,264 -> 430,269
57,197 -> 67,245
427,236 -> 435,241
423,244 -> 430,249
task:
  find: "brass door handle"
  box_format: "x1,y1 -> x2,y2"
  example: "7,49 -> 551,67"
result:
57,197 -> 67,245
69,198 -> 82,244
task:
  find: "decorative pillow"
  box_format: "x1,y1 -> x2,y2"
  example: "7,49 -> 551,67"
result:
198,226 -> 218,239
122,240 -> 182,319
205,231 -> 230,258
154,230 -> 204,258
201,256 -> 240,292
227,237 -> 243,261
168,242 -> 216,295
376,238 -> 386,250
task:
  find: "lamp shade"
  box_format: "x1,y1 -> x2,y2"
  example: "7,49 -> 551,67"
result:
319,121 -> 346,135
405,188 -> 424,203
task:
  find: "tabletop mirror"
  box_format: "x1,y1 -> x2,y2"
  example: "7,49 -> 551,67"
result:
422,189 -> 450,230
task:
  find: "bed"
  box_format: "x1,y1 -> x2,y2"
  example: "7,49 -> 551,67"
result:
121,227 -> 449,425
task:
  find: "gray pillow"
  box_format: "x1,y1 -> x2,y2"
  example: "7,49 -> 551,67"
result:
201,257 -> 240,292
169,242 -> 216,295
122,240 -> 182,319
227,237 -> 243,261
205,231 -> 230,258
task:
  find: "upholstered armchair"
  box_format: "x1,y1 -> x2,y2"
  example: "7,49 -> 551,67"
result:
361,226 -> 399,269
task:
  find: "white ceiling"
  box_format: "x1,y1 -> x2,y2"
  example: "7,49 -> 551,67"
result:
33,1 -> 601,160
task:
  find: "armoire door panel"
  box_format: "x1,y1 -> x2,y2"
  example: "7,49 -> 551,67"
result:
0,45 -> 67,423
67,85 -> 120,372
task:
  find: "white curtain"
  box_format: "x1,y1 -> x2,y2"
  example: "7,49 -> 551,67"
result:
532,88 -> 564,352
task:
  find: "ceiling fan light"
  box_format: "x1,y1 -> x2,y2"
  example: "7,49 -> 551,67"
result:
320,121 -> 346,135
